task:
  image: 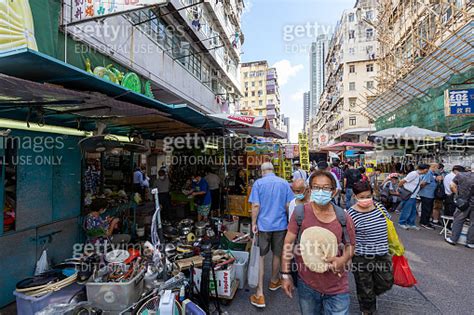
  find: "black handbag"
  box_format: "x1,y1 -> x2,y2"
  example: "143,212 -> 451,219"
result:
453,196 -> 469,211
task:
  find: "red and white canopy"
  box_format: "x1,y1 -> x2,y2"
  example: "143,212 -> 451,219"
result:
208,114 -> 286,139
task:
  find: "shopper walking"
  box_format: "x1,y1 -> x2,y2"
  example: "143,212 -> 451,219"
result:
281,170 -> 356,315
293,161 -> 308,181
348,181 -> 393,315
205,168 -> 221,216
289,179 -> 310,219
249,162 -> 294,308
344,161 -> 362,209
443,165 -> 466,217
445,165 -> 474,248
398,164 -> 429,230
419,163 -> 438,230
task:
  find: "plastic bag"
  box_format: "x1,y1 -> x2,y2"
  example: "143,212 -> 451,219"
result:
392,255 -> 417,287
377,205 -> 405,256
247,238 -> 260,288
34,249 -> 49,276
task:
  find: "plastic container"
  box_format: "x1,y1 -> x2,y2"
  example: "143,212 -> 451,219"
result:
86,268 -> 145,312
14,283 -> 85,315
220,231 -> 248,251
240,222 -> 251,235
223,218 -> 239,232
230,250 -> 249,289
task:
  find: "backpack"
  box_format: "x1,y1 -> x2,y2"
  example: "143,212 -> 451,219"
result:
294,203 -> 351,248
435,181 -> 446,200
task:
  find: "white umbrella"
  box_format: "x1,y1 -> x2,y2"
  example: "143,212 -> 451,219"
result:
371,126 -> 446,140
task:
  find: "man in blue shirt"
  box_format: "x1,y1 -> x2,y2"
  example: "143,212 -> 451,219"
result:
249,162 -> 294,308
419,163 -> 439,230
191,171 -> 212,222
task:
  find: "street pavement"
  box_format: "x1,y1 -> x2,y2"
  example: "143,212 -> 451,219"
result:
223,213 -> 473,315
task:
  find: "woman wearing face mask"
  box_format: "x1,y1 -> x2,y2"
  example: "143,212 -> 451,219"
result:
347,181 -> 393,315
84,198 -> 120,243
281,170 -> 356,315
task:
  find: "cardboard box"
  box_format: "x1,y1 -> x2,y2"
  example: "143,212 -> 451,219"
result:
193,264 -> 236,298
228,195 -> 251,217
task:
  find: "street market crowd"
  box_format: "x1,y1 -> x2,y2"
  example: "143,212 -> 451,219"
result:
247,160 -> 474,315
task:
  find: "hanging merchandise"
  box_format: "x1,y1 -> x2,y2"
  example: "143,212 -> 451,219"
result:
121,72 -> 142,94
34,249 -> 50,276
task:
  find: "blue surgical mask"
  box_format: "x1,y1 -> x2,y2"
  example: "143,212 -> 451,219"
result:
295,193 -> 305,200
310,190 -> 333,205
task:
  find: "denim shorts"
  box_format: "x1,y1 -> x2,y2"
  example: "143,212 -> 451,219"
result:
297,278 -> 350,315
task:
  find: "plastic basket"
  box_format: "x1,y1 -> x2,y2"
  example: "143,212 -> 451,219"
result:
14,283 -> 84,315
230,250 -> 249,289
86,268 -> 144,312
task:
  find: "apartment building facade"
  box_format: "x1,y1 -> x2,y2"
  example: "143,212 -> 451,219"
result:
309,35 -> 331,118
366,0 -> 474,132
62,0 -> 245,114
239,61 -> 283,130
310,0 -> 378,149
303,91 -> 311,131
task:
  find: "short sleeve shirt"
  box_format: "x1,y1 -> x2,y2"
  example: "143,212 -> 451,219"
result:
192,178 -> 212,205
249,173 -> 294,232
403,171 -> 421,198
288,203 -> 356,295
419,170 -> 437,198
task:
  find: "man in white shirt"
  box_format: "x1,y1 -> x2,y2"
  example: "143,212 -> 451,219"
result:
443,165 -> 466,216
288,179 -> 309,219
205,169 -> 221,216
398,164 -> 429,230
292,161 -> 308,181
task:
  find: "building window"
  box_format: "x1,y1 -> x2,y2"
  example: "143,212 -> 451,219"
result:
349,30 -> 355,39
259,110 -> 263,116
259,100 -> 263,106
349,47 -> 355,55
366,28 -> 374,39
366,10 -> 374,20
258,90 -> 263,96
367,81 -> 374,89
366,63 -> 374,72
251,91 -> 255,97
349,82 -> 356,91
349,97 -> 357,107
243,72 -> 248,78
259,80 -> 263,86
349,116 -> 357,126
348,13 -> 355,22
251,81 -> 255,87
349,65 -> 355,73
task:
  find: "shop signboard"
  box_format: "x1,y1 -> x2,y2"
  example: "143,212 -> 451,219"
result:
68,0 -> 169,24
298,133 -> 310,172
444,88 -> 474,117
285,145 -> 294,159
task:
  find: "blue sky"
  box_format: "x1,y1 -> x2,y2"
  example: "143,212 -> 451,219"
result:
241,0 -> 354,142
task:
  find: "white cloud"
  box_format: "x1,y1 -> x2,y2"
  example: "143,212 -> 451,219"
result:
290,89 -> 305,102
272,60 -> 304,86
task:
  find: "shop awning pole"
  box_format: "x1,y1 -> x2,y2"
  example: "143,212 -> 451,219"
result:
223,128 -> 228,177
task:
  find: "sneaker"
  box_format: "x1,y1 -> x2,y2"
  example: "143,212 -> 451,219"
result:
398,224 -> 409,230
466,244 -> 474,249
421,224 -> 435,230
250,294 -> 266,308
269,279 -> 282,291
408,225 -> 421,230
445,237 -> 456,246
431,220 -> 442,227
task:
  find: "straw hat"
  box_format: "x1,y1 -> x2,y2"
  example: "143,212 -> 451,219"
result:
299,226 -> 338,273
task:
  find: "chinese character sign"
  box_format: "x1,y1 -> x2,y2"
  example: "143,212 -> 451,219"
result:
445,88 -> 474,116
69,0 -> 168,23
298,133 -> 310,172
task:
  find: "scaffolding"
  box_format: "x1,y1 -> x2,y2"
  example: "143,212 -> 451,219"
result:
374,0 -> 473,93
